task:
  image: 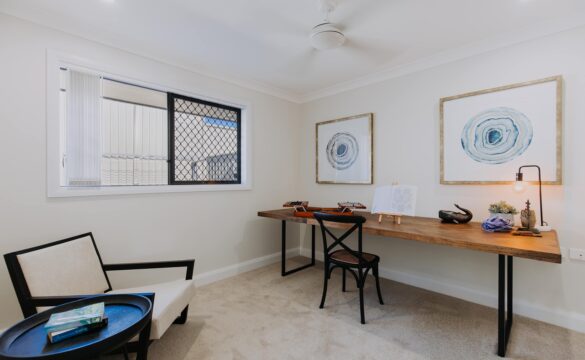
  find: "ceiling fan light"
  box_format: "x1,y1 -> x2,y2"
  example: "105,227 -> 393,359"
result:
310,23 -> 345,50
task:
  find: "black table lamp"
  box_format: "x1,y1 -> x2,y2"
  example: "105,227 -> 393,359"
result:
514,165 -> 546,228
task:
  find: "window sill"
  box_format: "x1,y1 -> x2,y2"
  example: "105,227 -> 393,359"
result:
48,183 -> 252,198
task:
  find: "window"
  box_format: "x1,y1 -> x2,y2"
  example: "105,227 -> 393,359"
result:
169,93 -> 241,184
56,67 -> 244,193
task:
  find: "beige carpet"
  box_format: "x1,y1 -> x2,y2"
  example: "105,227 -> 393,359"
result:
143,258 -> 584,360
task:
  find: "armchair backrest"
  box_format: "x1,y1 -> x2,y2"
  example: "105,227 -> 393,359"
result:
4,233 -> 112,317
313,212 -> 367,264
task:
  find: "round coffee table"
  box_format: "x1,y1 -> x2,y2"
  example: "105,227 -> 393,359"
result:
0,294 -> 153,360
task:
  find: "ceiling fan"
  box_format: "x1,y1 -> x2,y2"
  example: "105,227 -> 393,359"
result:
310,0 -> 346,50
283,0 -> 386,72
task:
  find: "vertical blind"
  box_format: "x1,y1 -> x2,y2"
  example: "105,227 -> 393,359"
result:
66,70 -> 102,186
101,100 -> 167,185
63,69 -> 168,186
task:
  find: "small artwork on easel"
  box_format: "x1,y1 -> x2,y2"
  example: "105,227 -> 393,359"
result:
371,185 -> 417,224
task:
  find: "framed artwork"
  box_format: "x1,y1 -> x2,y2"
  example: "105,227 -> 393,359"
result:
316,113 -> 373,184
440,76 -> 562,185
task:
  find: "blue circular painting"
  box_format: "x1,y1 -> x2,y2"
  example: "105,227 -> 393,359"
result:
461,107 -> 533,164
326,132 -> 359,170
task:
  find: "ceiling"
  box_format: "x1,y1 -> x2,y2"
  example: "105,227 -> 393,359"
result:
1,0 -> 585,102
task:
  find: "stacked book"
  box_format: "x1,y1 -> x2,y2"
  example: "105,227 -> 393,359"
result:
44,302 -> 108,344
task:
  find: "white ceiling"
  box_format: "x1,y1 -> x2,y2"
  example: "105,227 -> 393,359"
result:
1,0 -> 585,102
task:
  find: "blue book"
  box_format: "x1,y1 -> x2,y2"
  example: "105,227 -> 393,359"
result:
47,316 -> 108,344
44,302 -> 104,333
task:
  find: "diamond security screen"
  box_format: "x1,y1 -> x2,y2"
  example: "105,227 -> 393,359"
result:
168,93 -> 241,184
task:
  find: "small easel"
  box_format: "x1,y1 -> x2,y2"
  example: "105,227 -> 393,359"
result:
377,212 -> 402,225
374,181 -> 404,224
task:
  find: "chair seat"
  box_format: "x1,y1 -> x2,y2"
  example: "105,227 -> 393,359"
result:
110,279 -> 195,339
330,250 -> 379,265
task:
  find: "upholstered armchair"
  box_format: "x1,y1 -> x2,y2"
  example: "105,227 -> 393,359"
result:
3,232 -> 195,351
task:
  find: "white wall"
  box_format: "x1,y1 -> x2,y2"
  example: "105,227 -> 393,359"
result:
0,14 -> 300,327
299,26 -> 585,332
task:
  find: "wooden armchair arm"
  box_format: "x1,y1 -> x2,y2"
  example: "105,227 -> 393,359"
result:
103,259 -> 195,280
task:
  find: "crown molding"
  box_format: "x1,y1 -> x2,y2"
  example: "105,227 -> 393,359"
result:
299,13 -> 585,103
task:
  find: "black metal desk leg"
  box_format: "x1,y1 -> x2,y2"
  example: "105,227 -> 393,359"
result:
498,255 -> 514,357
281,221 -> 316,276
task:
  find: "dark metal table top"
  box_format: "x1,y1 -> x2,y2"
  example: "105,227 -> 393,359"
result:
0,294 -> 152,360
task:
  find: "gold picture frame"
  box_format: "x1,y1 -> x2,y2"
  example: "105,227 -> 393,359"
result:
440,76 -> 563,185
316,113 -> 374,184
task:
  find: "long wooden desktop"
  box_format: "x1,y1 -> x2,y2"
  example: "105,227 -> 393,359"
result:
257,208 -> 561,357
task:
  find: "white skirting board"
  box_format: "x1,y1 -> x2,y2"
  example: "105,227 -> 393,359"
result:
193,248 -> 300,287
299,248 -> 585,334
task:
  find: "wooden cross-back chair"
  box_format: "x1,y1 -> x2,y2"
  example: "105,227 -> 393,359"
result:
313,212 -> 384,324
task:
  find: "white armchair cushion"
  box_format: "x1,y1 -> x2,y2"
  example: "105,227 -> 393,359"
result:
16,236 -> 110,297
110,279 -> 195,339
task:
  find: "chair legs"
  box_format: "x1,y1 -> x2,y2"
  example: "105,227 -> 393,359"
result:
320,263 -> 384,324
373,264 -> 384,305
174,305 -> 189,324
319,263 -> 329,309
358,267 -> 365,324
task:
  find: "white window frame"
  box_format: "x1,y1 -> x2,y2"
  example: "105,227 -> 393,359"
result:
47,50 -> 252,197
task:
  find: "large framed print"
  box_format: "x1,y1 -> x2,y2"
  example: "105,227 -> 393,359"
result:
316,113 -> 373,184
440,76 -> 562,185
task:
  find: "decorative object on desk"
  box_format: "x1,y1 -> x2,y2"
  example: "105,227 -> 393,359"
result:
440,76 -> 563,185
512,199 -> 542,237
371,185 -> 417,224
439,204 -> 473,224
283,200 -> 309,212
514,165 -> 552,231
338,201 -> 366,213
520,200 -> 537,230
482,217 -> 514,233
284,201 -> 366,218
488,201 -> 518,225
316,113 -> 373,184
512,229 -> 542,237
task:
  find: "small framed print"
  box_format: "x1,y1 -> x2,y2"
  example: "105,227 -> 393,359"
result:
316,113 -> 373,184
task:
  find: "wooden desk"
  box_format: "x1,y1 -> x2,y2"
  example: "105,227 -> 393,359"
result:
257,208 -> 561,357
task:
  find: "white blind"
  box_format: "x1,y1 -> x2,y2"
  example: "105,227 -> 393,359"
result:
62,69 -> 168,187
101,99 -> 168,185
65,70 -> 102,186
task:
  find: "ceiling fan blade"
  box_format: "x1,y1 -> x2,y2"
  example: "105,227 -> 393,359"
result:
343,39 -> 391,64
284,48 -> 319,75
